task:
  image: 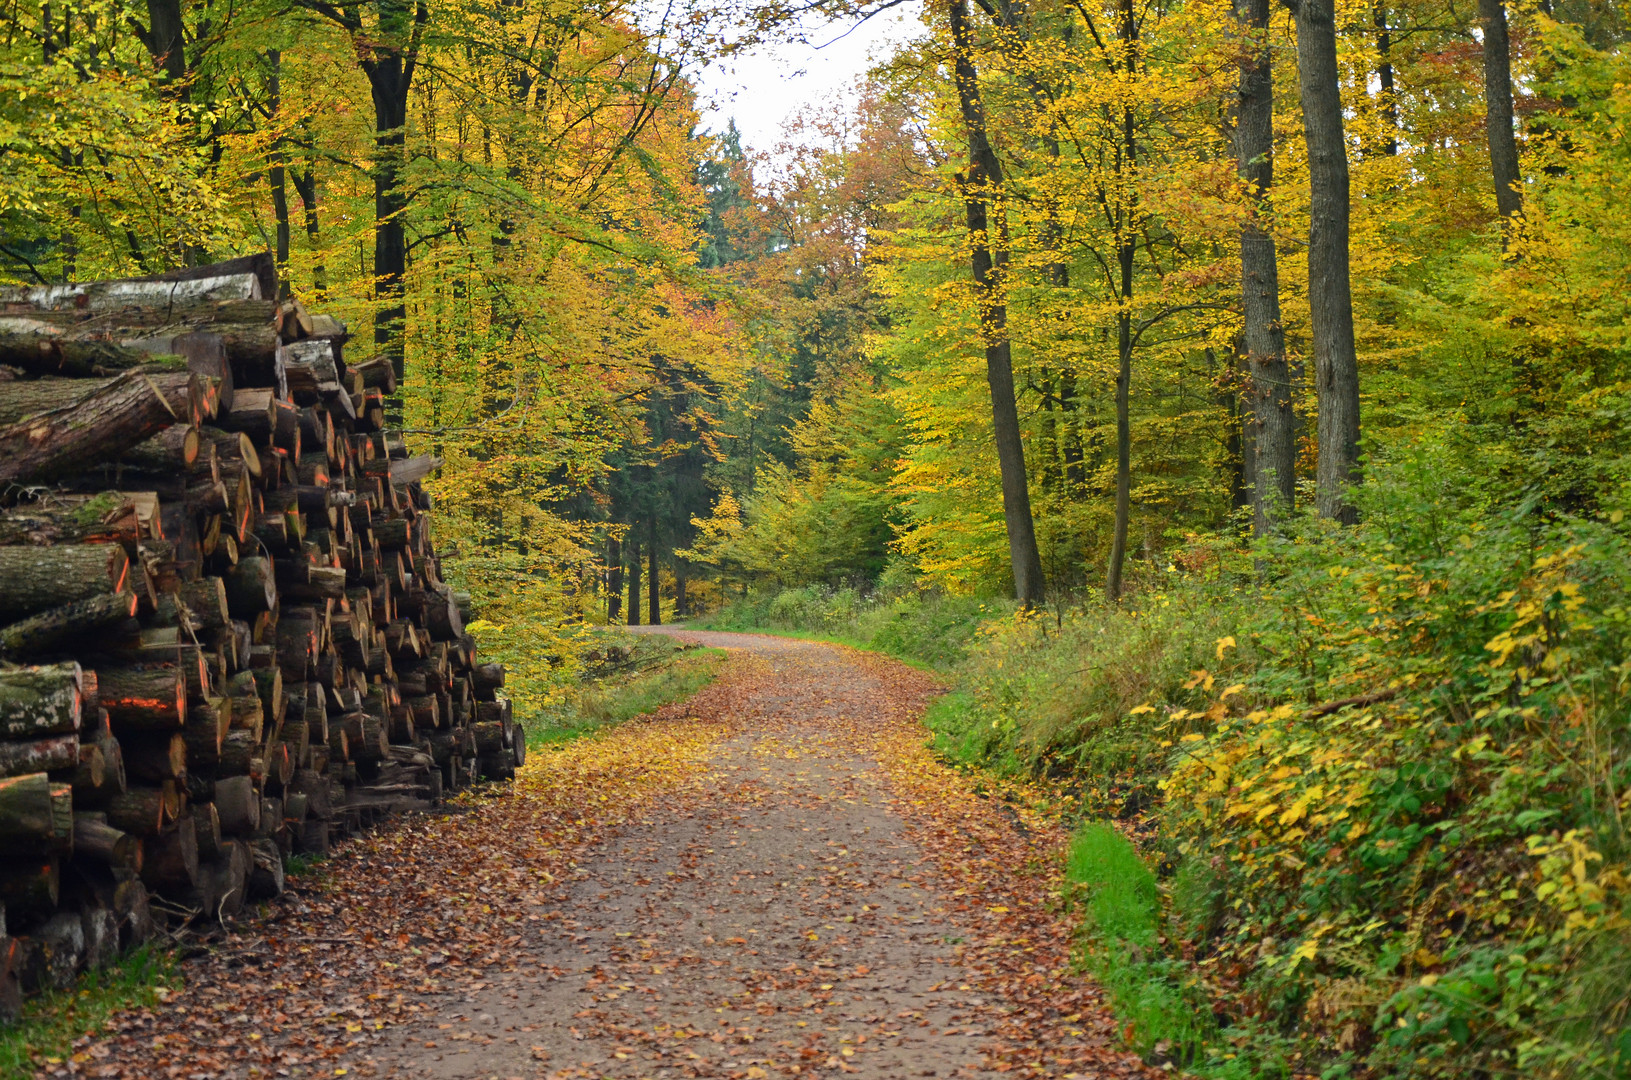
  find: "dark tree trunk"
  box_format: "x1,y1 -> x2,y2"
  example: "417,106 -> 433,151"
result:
1239,0 -> 1297,533
1290,0 -> 1361,522
627,540 -> 641,627
141,0 -> 187,88
606,536 -> 623,623
266,51 -> 291,296
360,0 -> 426,400
1375,4 -> 1398,156
947,0 -> 1045,607
292,165 -> 326,296
1479,0 -> 1524,234
647,516 -> 660,627
1105,0 -> 1139,603
674,560 -> 687,618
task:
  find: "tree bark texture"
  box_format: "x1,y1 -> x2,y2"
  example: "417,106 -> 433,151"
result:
948,0 -> 1045,607
627,540 -> 642,627
0,591 -> 139,660
0,545 -> 130,623
0,773 -> 73,849
1479,0 -> 1524,229
1375,4 -> 1399,155
1291,0 -> 1362,521
1105,0 -> 1140,603
647,516 -> 660,627
0,370 -> 213,486
0,735 -> 79,778
0,664 -> 83,740
1238,0 -> 1297,534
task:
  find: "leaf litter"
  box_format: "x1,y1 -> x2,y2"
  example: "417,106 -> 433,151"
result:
51,630 -> 1154,1080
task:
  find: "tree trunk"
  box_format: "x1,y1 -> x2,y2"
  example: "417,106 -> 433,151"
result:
1105,0 -> 1140,603
1291,0 -> 1362,522
0,663 -> 84,739
627,539 -> 642,627
0,370 -> 213,486
947,0 -> 1045,607
1375,4 -> 1398,156
266,50 -> 292,295
1239,0 -> 1297,534
213,775 -> 261,835
674,560 -> 687,618
105,786 -> 167,836
141,815 -> 198,894
292,165 -> 327,297
606,535 -> 623,623
140,0 -> 187,86
122,732 -> 186,782
0,334 -> 188,379
647,516 -> 660,627
1479,0 -> 1524,234
359,0 -> 426,400
224,556 -> 277,617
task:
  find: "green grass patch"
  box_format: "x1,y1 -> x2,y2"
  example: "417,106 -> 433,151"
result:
528,645 -> 727,750
282,852 -> 326,878
1061,822 -> 1243,1074
697,586 -> 997,671
0,944 -> 177,1079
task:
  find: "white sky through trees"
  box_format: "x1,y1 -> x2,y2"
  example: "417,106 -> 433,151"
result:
691,4 -> 923,154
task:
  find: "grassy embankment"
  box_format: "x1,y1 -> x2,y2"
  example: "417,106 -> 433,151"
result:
697,466 -> 1631,1079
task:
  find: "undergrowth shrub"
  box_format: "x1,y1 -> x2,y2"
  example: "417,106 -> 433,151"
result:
704,442 -> 1631,1077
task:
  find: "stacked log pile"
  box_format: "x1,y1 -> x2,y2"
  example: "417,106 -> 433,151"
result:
0,254 -> 520,1015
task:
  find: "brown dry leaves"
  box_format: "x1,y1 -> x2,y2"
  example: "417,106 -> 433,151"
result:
53,635 -> 1149,1080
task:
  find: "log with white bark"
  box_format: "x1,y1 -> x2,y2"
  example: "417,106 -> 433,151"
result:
0,735 -> 79,778
0,663 -> 82,738
0,273 -> 262,312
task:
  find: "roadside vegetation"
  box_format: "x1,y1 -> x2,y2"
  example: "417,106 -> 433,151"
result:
526,634 -> 728,751
0,947 -> 177,1079
703,449 -> 1631,1078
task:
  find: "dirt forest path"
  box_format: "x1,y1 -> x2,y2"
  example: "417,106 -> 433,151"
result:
58,631 -> 1152,1080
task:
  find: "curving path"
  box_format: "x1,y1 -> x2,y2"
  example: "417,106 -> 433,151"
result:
59,629 -> 1150,1080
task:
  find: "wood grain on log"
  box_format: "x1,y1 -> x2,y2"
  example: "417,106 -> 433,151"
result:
104,786 -> 166,836
72,815 -> 142,870
0,545 -> 129,622
0,773 -> 72,850
98,667 -> 186,730
0,370 -> 214,485
0,591 -> 138,659
141,815 -> 198,893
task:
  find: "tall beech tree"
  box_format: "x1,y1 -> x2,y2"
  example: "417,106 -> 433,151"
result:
946,0 -> 1046,607
1287,0 -> 1361,522
1236,0 -> 1295,533
1479,0 -> 1524,235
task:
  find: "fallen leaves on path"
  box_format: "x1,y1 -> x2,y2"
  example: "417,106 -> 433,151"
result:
54,634 -> 1151,1080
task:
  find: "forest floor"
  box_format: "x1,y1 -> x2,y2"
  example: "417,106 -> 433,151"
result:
50,630 -> 1152,1080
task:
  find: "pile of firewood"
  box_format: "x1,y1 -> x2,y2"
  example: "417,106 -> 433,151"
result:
0,254 -> 521,1017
